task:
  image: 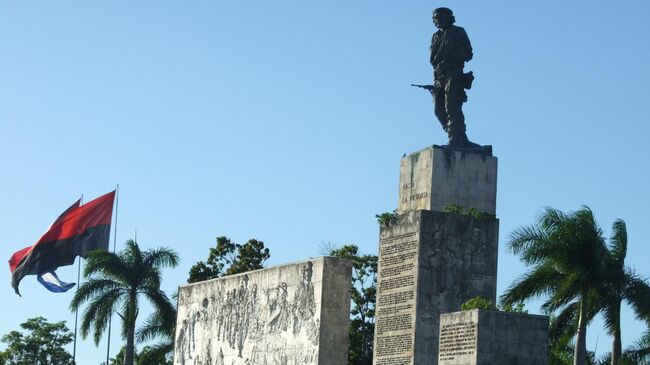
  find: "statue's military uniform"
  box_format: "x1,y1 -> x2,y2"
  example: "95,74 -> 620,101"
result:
430,24 -> 473,146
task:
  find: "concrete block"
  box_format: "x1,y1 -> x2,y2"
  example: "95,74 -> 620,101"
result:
174,257 -> 352,365
373,211 -> 498,365
439,310 -> 549,365
398,146 -> 497,215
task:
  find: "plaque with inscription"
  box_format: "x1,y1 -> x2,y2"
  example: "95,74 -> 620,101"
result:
438,311 -> 478,365
374,228 -> 420,365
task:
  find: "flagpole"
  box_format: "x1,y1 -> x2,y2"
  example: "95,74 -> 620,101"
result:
73,194 -> 84,365
106,185 -> 119,365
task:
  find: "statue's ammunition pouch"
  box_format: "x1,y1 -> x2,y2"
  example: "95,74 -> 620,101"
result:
462,71 -> 474,90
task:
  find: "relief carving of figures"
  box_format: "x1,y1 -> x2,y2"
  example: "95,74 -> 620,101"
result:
292,262 -> 318,345
175,261 -> 320,365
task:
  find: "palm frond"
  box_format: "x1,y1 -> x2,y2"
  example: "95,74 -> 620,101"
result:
83,250 -> 130,283
624,274 -> 650,320
538,206 -> 568,231
500,263 -> 563,308
549,302 -> 579,343
70,279 -> 126,311
627,328 -> 650,361
609,219 -> 627,266
143,246 -> 180,270
543,273 -> 585,312
78,288 -> 123,345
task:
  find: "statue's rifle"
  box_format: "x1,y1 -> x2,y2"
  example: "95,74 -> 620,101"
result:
411,83 -> 436,95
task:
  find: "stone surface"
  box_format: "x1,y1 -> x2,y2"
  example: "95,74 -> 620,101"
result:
398,146 -> 497,215
373,210 -> 498,365
174,257 -> 352,365
439,310 -> 548,365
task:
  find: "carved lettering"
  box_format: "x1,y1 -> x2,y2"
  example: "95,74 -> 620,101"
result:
375,226 -> 419,365
379,274 -> 415,291
376,334 -> 413,358
438,322 -> 477,362
376,314 -> 413,335
380,252 -> 417,267
376,355 -> 411,365
408,192 -> 428,201
377,291 -> 414,307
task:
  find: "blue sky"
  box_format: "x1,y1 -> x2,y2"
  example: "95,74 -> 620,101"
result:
1,1 -> 649,363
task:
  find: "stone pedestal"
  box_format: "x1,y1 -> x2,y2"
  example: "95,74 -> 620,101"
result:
438,310 -> 548,365
373,211 -> 498,365
398,146 -> 497,215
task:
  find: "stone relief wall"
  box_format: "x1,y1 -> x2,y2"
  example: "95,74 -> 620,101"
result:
175,259 -> 326,365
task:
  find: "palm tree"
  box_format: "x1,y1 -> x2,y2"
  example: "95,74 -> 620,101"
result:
500,207 -> 608,365
70,240 -> 179,365
596,220 -> 650,365
547,220 -> 650,365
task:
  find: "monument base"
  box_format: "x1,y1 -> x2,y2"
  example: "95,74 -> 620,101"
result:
433,144 -> 492,157
398,146 -> 498,215
373,210 -> 498,365
439,310 -> 549,365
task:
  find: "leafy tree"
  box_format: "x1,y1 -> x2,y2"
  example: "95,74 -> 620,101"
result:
443,204 -> 496,219
70,240 -> 179,365
460,296 -> 527,313
187,236 -> 270,283
0,316 -> 73,365
461,296 -> 497,311
375,210 -> 398,226
329,244 -> 377,365
101,346 -> 172,365
137,345 -> 173,365
101,346 -> 136,365
500,207 -> 609,365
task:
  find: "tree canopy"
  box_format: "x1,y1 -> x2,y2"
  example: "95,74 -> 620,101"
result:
0,316 -> 73,365
187,236 -> 270,283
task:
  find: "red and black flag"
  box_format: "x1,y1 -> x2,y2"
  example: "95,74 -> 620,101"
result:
9,191 -> 116,295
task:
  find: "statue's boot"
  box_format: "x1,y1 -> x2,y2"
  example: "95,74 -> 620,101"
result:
448,133 -> 470,147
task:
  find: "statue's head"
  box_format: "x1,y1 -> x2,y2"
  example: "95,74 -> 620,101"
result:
433,7 -> 455,29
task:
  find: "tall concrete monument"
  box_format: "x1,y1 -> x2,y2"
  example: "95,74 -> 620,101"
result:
373,8 -> 499,365
373,148 -> 499,365
375,8 -> 550,365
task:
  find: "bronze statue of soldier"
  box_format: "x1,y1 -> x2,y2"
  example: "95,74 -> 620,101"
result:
414,7 -> 490,153
430,7 -> 475,147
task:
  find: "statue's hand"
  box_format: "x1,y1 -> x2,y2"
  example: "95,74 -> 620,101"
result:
435,61 -> 448,74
